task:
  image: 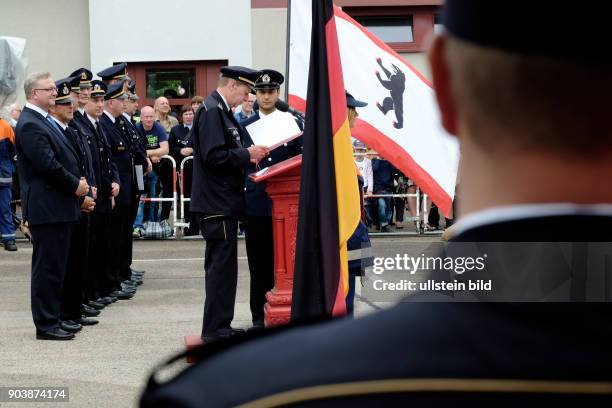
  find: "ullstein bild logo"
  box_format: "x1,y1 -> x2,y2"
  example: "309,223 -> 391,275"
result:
372,278 -> 492,292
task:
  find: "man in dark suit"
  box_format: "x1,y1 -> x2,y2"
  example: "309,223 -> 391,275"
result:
141,2 -> 612,406
168,104 -> 197,236
190,66 -> 269,342
16,72 -> 90,341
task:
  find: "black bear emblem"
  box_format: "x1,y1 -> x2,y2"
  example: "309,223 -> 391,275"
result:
375,58 -> 406,129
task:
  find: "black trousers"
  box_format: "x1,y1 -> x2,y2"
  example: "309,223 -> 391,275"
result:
124,194 -> 140,281
110,204 -> 132,293
394,197 -> 406,222
197,215 -> 238,337
244,216 -> 275,325
30,222 -> 73,332
61,215 -> 90,321
88,211 -> 112,299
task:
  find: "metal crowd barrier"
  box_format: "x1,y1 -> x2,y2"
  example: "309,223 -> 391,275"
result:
366,190 -> 436,234
174,156 -> 193,233
139,155 -> 178,237
135,154 -> 439,238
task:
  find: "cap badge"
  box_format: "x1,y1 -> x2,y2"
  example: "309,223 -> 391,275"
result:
62,84 -> 69,95
81,72 -> 87,80
262,74 -> 270,83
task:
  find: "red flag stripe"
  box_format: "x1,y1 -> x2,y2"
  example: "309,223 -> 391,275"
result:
325,17 -> 348,136
353,119 -> 453,214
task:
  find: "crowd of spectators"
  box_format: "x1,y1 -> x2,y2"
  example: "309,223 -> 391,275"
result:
352,139 -> 452,233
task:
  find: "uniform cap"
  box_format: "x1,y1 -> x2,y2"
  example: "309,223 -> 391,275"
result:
97,62 -> 128,82
255,69 -> 284,90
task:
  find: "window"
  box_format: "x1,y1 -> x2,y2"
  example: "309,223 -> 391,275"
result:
343,4 -> 441,53
146,68 -> 196,100
354,15 -> 414,43
434,14 -> 443,34
127,60 -> 227,115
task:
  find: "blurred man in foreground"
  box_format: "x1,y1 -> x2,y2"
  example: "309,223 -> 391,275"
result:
141,2 -> 612,406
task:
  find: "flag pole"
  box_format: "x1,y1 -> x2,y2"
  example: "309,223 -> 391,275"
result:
284,0 -> 292,101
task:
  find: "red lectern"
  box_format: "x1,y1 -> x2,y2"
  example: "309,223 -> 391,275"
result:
184,155 -> 302,361
250,154 -> 302,327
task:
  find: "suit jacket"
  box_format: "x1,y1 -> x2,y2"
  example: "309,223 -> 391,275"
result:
15,106 -> 81,225
190,91 -> 251,216
140,214 -> 612,407
168,123 -> 192,167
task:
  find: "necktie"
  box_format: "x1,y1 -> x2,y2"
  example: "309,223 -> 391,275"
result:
46,115 -> 63,135
185,126 -> 190,133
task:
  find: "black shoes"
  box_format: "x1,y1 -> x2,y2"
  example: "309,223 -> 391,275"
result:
36,328 -> 75,341
121,281 -> 137,290
380,225 -> 391,233
96,297 -> 114,305
3,240 -> 17,251
60,320 -> 82,333
88,300 -> 106,310
247,322 -> 265,332
77,317 -> 99,326
202,328 -> 246,343
82,304 -> 101,316
109,290 -> 134,300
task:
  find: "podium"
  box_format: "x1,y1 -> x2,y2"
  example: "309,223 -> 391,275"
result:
183,155 -> 301,361
250,154 -> 302,327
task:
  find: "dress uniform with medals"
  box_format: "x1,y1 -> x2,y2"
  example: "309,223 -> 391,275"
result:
99,63 -> 148,284
190,66 -> 262,341
99,82 -> 137,300
51,77 -> 98,329
240,69 -> 303,328
73,80 -> 121,307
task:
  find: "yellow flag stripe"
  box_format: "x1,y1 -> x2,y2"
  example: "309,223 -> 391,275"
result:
333,119 -> 361,296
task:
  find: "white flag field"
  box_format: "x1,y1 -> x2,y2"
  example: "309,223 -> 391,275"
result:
287,0 -> 459,215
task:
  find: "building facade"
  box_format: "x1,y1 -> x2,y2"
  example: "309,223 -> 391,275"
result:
1,0 -> 441,108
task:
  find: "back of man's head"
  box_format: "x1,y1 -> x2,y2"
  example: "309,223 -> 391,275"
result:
443,37 -> 612,155
430,1 -> 612,212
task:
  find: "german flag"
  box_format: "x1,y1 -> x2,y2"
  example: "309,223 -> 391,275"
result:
291,0 -> 361,320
